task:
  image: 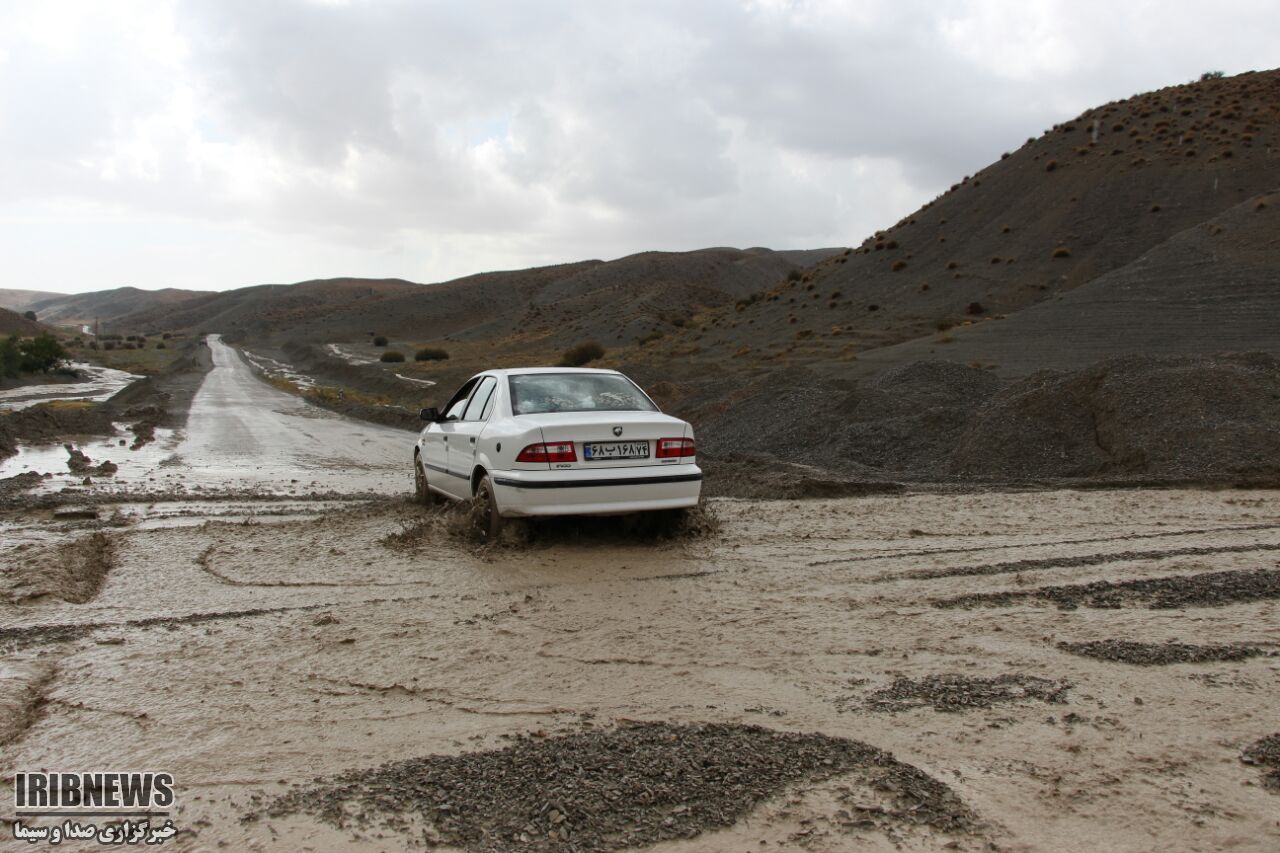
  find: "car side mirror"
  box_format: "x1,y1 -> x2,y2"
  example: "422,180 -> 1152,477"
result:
419,407 -> 440,422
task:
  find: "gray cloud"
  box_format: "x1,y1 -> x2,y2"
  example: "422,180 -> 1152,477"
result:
0,0 -> 1276,291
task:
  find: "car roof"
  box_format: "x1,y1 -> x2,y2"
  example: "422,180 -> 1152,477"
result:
479,367 -> 623,377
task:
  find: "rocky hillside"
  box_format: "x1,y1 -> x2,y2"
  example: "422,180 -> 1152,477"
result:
691,69 -> 1280,365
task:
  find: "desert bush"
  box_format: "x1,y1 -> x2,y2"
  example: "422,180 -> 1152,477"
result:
373,335 -> 388,347
637,331 -> 664,346
559,341 -> 605,367
104,342 -> 115,351
1051,246 -> 1072,258
414,347 -> 449,361
891,260 -> 908,272
1045,160 -> 1058,172
156,342 -> 166,349
22,310 -> 36,321
1200,70 -> 1225,81
380,350 -> 405,363
785,269 -> 802,282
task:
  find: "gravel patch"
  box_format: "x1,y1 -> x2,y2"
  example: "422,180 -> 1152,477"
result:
933,568 -> 1280,610
1243,734 -> 1280,791
256,721 -> 976,850
1057,639 -> 1270,666
862,674 -> 1071,713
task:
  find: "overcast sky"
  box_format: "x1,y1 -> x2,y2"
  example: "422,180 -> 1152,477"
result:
2,1 -> 1276,294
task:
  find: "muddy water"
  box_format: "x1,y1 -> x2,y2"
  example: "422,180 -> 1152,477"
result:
2,489 -> 1279,850
0,363 -> 141,412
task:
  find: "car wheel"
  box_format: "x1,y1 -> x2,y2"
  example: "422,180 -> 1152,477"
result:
471,475 -> 504,541
413,453 -> 440,505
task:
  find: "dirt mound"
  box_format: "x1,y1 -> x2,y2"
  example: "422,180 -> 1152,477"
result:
0,402 -> 116,459
1243,734 -> 1280,790
1056,640 -> 1269,666
3,532 -> 115,604
935,568 -> 1280,610
0,660 -> 56,747
258,721 -> 975,849
863,674 -> 1071,713
950,353 -> 1280,480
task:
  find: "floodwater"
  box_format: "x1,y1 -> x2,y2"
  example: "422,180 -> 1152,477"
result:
2,489 -> 1279,850
0,363 -> 141,412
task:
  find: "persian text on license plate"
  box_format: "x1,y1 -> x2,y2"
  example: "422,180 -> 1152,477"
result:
583,441 -> 649,460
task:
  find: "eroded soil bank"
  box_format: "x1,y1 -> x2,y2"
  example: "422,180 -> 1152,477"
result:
1,488 -> 1278,850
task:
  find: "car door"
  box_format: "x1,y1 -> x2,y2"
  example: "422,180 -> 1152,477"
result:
447,375 -> 497,491
422,378 -> 477,498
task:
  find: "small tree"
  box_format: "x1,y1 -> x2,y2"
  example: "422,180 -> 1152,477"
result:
1200,70 -> 1225,81
18,334 -> 67,372
22,310 -> 37,321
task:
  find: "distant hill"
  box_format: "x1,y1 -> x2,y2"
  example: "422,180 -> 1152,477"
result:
114,278 -> 425,337
0,289 -> 61,312
20,286 -> 211,329
111,248 -> 843,346
690,69 -> 1280,366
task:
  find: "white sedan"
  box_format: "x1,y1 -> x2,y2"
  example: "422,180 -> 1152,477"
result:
413,367 -> 702,538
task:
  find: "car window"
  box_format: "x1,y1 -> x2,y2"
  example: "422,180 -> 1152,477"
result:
509,373 -> 658,415
442,379 -> 478,421
462,376 -> 496,421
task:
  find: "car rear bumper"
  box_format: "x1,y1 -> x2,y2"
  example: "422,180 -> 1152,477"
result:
491,463 -> 703,517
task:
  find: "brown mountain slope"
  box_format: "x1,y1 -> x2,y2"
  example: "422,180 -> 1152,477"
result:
24,286 -> 211,328
114,248 -> 839,348
851,189 -> 1280,375
0,307 -> 49,336
117,278 -> 423,337
689,69 -> 1280,361
0,289 -> 60,312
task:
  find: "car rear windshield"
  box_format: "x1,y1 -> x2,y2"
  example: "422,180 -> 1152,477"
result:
509,373 -> 658,415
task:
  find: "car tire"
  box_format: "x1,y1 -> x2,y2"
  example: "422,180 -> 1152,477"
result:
471,475 -> 504,542
413,453 -> 441,505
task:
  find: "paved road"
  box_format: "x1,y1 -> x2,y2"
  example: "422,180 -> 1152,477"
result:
175,334 -> 411,492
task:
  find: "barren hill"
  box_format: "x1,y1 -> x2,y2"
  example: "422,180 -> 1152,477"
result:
23,286 -> 211,328
0,289 -> 60,312
112,248 -> 839,347
689,69 -> 1280,364
852,189 -> 1280,375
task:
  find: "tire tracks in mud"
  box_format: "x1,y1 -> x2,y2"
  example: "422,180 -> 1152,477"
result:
193,545 -> 436,589
806,522 -> 1280,568
932,567 -> 1280,610
876,541 -> 1280,583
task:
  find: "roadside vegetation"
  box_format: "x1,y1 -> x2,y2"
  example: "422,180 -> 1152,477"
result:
559,340 -> 605,366
0,334 -> 68,378
414,347 -> 449,361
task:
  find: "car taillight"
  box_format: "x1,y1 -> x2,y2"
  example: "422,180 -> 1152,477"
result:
516,442 -> 577,463
656,437 -> 696,458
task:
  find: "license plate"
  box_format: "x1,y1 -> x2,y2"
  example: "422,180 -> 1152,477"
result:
583,441 -> 649,460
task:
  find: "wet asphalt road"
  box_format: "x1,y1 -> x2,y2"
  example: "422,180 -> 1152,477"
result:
175,334 -> 411,493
